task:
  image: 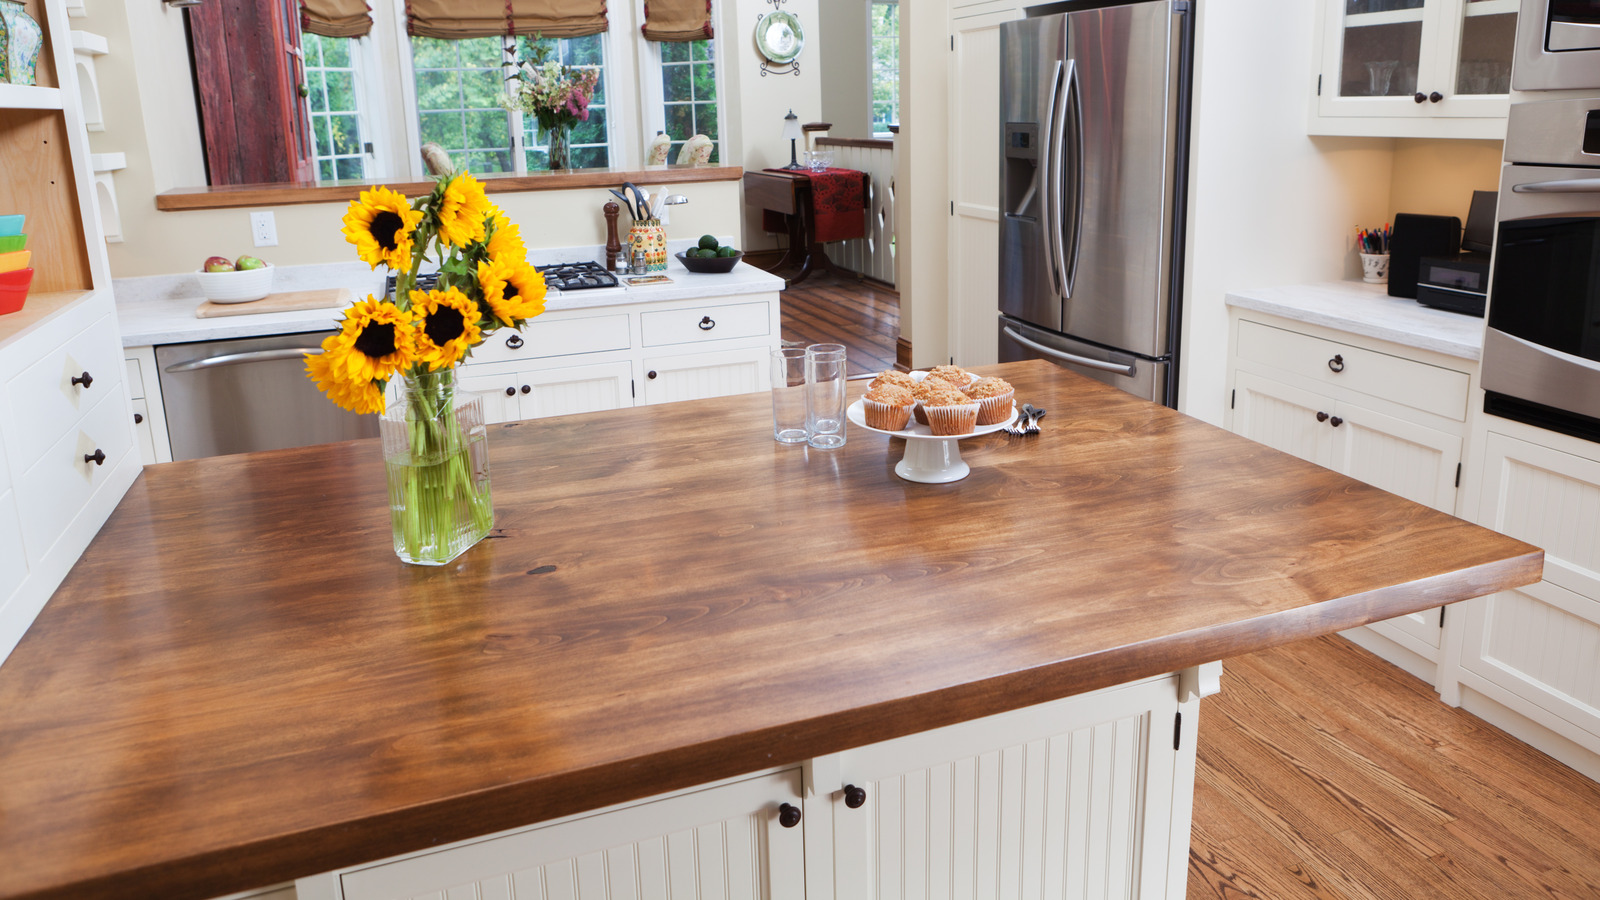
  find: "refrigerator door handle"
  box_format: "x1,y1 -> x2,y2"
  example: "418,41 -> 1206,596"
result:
1053,58 -> 1083,299
1041,59 -> 1064,298
1002,327 -> 1138,376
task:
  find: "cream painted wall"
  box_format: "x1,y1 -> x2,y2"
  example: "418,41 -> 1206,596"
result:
86,0 -> 812,276
819,1 -> 871,140
1388,139 -> 1502,222
1181,0 -> 1395,425
896,0 -> 948,367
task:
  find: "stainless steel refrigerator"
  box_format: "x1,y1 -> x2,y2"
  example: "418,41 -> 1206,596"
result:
998,0 -> 1193,407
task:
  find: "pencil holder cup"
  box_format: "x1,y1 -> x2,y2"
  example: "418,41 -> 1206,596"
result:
1360,252 -> 1390,284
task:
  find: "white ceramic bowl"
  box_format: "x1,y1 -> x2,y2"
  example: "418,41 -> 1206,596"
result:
195,263 -> 274,303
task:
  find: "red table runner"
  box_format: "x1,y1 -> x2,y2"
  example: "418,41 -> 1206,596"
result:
762,167 -> 868,243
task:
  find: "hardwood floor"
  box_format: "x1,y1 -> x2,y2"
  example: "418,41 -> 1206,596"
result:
1191,635 -> 1600,900
778,269 -> 899,377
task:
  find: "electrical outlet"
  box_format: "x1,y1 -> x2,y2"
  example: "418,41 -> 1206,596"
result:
250,211 -> 278,247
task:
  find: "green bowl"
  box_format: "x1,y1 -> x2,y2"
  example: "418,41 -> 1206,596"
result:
0,234 -> 27,253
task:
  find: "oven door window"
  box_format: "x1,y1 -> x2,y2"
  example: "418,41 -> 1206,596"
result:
1490,216 -> 1600,363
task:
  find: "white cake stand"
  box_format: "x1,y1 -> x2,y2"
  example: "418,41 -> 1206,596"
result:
846,399 -> 1017,483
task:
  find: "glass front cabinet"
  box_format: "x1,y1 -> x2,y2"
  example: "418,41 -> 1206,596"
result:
1312,0 -> 1517,138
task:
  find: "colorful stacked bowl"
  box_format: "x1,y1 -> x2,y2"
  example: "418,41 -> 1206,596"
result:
0,215 -> 29,315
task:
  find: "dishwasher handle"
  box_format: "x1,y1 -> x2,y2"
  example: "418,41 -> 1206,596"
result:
164,346 -> 325,373
1002,327 -> 1138,377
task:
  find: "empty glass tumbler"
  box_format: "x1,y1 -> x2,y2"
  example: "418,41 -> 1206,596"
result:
805,343 -> 847,449
771,348 -> 808,443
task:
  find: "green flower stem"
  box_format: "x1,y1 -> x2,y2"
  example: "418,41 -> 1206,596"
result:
388,368 -> 494,565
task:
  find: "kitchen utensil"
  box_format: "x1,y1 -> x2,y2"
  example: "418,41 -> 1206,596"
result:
608,189 -> 637,220
622,182 -> 649,220
675,249 -> 742,274
771,348 -> 808,443
805,343 -> 847,450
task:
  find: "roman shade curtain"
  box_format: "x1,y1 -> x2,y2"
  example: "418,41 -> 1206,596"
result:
405,0 -> 608,38
641,0 -> 713,41
300,0 -> 373,38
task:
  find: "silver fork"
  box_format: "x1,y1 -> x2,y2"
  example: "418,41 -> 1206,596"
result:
1006,404 -> 1046,436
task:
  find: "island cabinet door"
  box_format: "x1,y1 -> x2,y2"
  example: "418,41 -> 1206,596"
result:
827,676 -> 1185,900
1229,371 -> 1334,469
334,768 -> 806,900
640,347 -> 771,406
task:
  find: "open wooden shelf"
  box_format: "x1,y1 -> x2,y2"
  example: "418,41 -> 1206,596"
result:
0,85 -> 63,111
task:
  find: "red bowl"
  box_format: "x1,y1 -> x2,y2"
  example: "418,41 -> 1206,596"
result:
0,266 -> 34,315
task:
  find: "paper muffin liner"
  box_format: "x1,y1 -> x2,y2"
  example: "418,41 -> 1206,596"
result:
973,389 -> 1015,426
924,401 -> 980,436
863,397 -> 913,431
912,402 -> 929,426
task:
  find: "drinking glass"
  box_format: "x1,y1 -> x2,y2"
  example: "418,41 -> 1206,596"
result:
805,343 -> 847,449
771,348 -> 808,443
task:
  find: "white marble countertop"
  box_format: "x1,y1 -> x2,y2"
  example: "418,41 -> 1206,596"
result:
1225,280 -> 1486,361
113,240 -> 783,347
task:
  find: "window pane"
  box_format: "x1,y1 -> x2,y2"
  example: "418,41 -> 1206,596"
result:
459,36 -> 504,68
508,33 -> 609,171
322,35 -> 350,68
325,72 -> 355,112
664,64 -> 692,102
331,115 -> 360,154
663,41 -> 691,63
871,1 -> 899,134
460,70 -> 502,108
414,36 -> 514,174
415,70 -> 457,110
465,110 -> 510,150
319,159 -> 336,181
419,111 -> 463,148
573,145 -> 607,168
666,105 -> 694,139
412,36 -> 454,69
693,39 -> 714,63
311,70 -> 329,111
312,116 -> 334,158
692,61 -> 715,101
336,157 -> 364,180
302,34 -> 367,184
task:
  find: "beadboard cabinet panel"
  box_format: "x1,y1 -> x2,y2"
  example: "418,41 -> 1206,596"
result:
640,346 -> 768,406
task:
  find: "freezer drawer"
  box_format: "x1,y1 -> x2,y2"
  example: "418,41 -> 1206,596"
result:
999,316 -> 1170,406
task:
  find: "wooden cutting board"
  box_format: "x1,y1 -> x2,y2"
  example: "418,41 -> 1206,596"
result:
195,287 -> 353,319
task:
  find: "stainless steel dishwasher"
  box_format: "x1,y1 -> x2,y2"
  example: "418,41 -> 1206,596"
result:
155,331 -> 378,460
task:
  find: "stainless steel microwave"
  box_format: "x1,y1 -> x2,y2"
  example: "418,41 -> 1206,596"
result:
1514,0 -> 1600,90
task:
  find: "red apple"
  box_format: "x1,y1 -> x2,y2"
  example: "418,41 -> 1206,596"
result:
203,256 -> 234,273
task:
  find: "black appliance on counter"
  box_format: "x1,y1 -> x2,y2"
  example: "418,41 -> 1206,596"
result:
1415,190 -> 1498,317
1388,213 -> 1460,300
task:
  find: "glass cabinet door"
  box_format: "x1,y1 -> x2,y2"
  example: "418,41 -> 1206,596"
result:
1337,0 -> 1429,99
1451,0 -> 1517,96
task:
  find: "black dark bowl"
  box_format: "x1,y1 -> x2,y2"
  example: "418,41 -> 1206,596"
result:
676,249 -> 742,274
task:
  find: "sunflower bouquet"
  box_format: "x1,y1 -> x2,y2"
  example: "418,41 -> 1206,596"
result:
310,169 -> 547,564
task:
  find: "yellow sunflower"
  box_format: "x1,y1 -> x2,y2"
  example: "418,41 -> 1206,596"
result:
486,213 -> 527,266
342,187 -> 424,271
305,297 -> 417,414
410,287 -> 483,370
476,258 -> 547,327
435,171 -> 491,248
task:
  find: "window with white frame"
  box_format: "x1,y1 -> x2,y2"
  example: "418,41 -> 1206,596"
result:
302,32 -> 372,181
658,38 -> 719,164
871,0 -> 898,137
513,33 -> 611,170
410,36 -> 515,175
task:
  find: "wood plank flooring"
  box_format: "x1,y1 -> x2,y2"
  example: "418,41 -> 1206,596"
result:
778,269 -> 899,377
1191,635 -> 1600,900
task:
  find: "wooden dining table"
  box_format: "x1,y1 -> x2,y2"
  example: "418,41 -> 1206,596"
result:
743,168 -> 869,285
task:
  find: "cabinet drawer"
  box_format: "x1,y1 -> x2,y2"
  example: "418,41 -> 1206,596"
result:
641,301 -> 770,347
0,489 -> 25,605
5,312 -> 124,469
16,383 -> 135,563
470,313 -> 630,365
1236,320 -> 1469,420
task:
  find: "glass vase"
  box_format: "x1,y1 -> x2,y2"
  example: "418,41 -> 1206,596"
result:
545,121 -> 573,170
381,369 -> 494,565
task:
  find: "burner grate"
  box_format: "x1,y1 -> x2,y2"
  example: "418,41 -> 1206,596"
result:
534,261 -> 620,291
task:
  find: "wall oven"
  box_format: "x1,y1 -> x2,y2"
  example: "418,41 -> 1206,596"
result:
1514,0 -> 1600,90
1482,96 -> 1600,440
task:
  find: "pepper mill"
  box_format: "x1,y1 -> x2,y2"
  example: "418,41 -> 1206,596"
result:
603,201 -> 622,272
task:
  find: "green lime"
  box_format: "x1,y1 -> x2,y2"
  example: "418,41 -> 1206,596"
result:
698,234 -> 719,251
717,246 -> 739,258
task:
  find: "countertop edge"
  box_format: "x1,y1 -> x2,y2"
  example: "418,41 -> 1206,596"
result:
1225,282 -> 1485,362
17,549 -> 1540,900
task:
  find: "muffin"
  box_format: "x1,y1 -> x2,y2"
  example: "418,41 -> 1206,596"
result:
862,383 -> 915,431
926,365 -> 974,388
965,377 -> 1016,426
869,369 -> 917,392
921,385 -> 980,436
910,377 -> 947,425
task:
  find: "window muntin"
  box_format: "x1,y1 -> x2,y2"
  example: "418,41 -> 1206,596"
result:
303,33 -> 370,182
871,0 -> 898,137
659,39 -> 719,164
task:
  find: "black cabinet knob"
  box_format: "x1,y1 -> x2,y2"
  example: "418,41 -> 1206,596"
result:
843,784 -> 866,809
1330,416 -> 1344,428
1414,92 -> 1427,103
698,315 -> 715,331
778,803 -> 802,828
504,387 -> 516,396
520,385 -> 531,394
71,371 -> 93,389
1328,354 -> 1344,373
506,334 -> 525,349
133,412 -> 144,424
1316,411 -> 1330,423
647,370 -> 658,379
1429,91 -> 1443,103
84,449 -> 106,466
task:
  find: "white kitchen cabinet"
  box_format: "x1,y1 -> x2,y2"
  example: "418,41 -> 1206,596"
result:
459,360 -> 633,425
125,347 -> 173,464
825,673 -> 1197,900
1310,0 -> 1516,138
945,2 -> 1021,369
312,768 -> 807,900
1227,311 -> 1472,680
640,345 -> 769,406
1449,423 -> 1600,780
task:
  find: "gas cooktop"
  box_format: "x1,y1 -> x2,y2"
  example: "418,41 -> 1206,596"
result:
535,261 -> 620,291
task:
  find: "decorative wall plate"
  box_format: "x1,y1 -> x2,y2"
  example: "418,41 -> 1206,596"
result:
756,10 -> 804,65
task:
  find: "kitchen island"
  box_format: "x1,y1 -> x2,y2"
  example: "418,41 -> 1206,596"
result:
0,361 -> 1540,900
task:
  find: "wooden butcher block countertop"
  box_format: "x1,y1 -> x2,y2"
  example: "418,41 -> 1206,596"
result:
0,361 -> 1542,900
